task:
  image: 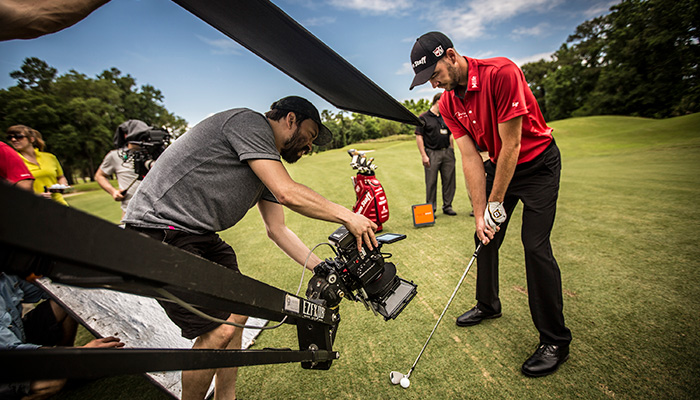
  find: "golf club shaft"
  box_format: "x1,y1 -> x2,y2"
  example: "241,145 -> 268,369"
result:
406,242 -> 483,378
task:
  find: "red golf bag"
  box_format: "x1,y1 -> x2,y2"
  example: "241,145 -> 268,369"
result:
352,174 -> 389,232
349,149 -> 389,231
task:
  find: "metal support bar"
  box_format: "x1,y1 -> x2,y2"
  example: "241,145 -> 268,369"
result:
0,347 -> 339,382
0,183 -> 341,379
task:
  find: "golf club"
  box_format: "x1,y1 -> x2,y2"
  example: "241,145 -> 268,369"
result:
390,241 -> 485,389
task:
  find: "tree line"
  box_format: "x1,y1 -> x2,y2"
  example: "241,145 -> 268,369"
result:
1,0 -> 696,181
0,56 -> 428,181
0,57 -> 188,183
521,0 -> 699,121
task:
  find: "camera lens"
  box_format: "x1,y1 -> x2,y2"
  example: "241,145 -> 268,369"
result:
364,262 -> 397,298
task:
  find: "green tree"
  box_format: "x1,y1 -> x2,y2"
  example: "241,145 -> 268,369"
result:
522,0 -> 699,120
595,0 -> 699,117
521,58 -> 555,119
9,57 -> 56,93
0,57 -> 188,182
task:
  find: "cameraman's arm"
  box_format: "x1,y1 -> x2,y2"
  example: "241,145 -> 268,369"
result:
94,168 -> 124,201
0,0 -> 110,41
248,159 -> 378,252
258,199 -> 322,270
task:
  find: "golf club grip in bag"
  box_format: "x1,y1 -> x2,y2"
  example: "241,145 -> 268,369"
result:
352,174 -> 389,232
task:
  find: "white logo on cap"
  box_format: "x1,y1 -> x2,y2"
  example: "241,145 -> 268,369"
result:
433,45 -> 444,57
413,56 -> 427,69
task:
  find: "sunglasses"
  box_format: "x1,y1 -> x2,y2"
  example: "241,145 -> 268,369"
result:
7,134 -> 27,140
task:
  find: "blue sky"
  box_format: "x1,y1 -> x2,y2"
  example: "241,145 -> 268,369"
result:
0,0 -> 619,127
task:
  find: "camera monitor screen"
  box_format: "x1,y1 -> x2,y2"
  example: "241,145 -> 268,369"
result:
377,233 -> 406,244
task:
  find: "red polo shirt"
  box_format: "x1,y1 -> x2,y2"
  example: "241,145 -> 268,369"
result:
439,56 -> 553,164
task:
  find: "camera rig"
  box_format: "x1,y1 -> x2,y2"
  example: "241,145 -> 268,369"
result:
125,128 -> 171,180
307,226 -> 416,321
0,183 -> 342,382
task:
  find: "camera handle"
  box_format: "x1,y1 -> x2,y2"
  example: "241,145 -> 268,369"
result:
120,177 -> 140,197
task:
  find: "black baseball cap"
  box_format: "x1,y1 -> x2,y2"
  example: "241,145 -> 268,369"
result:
409,31 -> 453,90
270,96 -> 332,146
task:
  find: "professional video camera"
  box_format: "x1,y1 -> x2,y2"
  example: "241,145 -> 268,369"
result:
306,226 -> 417,321
127,128 -> 171,179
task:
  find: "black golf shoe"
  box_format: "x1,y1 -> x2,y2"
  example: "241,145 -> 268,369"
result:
443,207 -> 457,216
521,343 -> 569,377
455,306 -> 502,327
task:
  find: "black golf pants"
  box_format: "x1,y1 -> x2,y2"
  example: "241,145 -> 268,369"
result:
474,140 -> 572,346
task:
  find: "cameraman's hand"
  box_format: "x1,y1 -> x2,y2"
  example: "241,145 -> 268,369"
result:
345,212 -> 378,252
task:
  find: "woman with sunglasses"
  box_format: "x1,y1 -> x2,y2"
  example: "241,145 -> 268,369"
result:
6,125 -> 69,205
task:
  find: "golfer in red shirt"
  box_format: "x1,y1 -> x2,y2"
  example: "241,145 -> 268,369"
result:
409,31 -> 572,377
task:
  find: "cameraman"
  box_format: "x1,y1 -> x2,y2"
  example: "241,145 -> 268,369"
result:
122,96 -> 377,400
94,120 -> 148,219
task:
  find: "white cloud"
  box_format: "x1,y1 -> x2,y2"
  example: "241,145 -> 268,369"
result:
428,0 -> 563,41
303,16 -> 337,27
582,0 -> 621,18
197,35 -> 243,56
511,22 -> 552,38
511,52 -> 555,66
402,86 -> 442,103
327,0 -> 415,14
395,62 -> 413,76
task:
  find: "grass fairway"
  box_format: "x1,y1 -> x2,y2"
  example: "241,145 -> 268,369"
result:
60,113 -> 700,399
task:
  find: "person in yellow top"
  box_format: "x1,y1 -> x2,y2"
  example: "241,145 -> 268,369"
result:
6,125 -> 69,205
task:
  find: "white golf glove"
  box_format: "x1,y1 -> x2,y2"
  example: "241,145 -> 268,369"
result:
484,202 -> 506,230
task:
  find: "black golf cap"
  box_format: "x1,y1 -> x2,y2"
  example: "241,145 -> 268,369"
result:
270,96 -> 332,146
409,31 -> 453,90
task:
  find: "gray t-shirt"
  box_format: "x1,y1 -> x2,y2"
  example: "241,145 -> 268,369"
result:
123,108 -> 280,234
99,148 -> 140,212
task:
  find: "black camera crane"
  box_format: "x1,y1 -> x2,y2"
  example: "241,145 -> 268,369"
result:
0,183 -> 339,382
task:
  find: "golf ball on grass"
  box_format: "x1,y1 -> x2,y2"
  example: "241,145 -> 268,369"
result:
400,377 -> 410,388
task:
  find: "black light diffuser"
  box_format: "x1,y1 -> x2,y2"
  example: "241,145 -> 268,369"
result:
172,0 -> 421,126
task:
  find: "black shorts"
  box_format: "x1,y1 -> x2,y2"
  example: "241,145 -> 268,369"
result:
23,299 -> 64,346
127,226 -> 239,340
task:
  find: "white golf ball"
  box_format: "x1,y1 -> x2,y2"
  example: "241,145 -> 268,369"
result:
400,377 -> 410,388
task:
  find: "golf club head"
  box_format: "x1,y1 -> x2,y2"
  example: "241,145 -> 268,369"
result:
389,371 -> 404,385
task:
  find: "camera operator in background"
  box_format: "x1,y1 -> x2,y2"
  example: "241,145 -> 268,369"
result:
94,120 -> 149,219
122,95 -> 377,400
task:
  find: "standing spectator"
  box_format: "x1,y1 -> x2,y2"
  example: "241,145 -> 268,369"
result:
7,125 -> 69,205
409,32 -> 572,377
415,92 -> 457,216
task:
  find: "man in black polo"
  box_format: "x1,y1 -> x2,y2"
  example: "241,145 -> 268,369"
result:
415,92 -> 457,216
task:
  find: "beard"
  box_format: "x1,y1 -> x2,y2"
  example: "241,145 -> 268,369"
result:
280,125 -> 312,164
442,61 -> 462,92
